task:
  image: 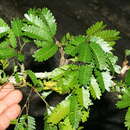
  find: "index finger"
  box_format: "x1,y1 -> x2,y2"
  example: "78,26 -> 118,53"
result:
0,83 -> 14,100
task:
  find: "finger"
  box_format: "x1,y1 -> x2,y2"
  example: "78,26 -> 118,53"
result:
0,90 -> 22,114
4,104 -> 21,120
0,83 -> 14,100
0,113 -> 10,130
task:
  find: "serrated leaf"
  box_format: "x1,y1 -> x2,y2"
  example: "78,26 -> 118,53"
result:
116,88 -> 130,109
47,97 -> 70,124
40,8 -> 57,36
125,107 -> 130,129
76,87 -> 93,109
27,116 -> 36,130
22,24 -> 52,41
89,75 -> 102,99
64,44 -> 78,56
26,70 -> 39,86
81,110 -> 89,123
90,36 -> 112,53
69,95 -> 81,129
56,71 -> 79,93
125,69 -> 130,86
78,43 -> 92,63
0,48 -> 17,59
79,65 -> 92,85
11,18 -> 23,36
8,30 -> 17,48
94,30 -> 120,41
95,70 -> 113,92
0,18 -> 10,38
33,43 -> 58,62
90,42 -> 107,70
86,21 -> 106,36
106,53 -> 121,74
24,8 -> 57,40
0,40 -> 10,48
59,117 -> 74,130
64,35 -> 86,57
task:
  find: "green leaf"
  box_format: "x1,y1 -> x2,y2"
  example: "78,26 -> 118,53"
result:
11,18 -> 23,36
26,70 -> 39,86
106,53 -> 121,74
90,36 -> 112,53
64,44 -> 78,56
86,21 -> 106,36
27,116 -> 36,130
0,40 -> 10,48
116,88 -> 130,109
47,97 -> 70,124
59,117 -> 74,130
33,43 -> 58,62
78,43 -> 92,63
125,107 -> 130,129
23,8 -> 56,41
95,70 -> 113,92
81,110 -> 89,123
89,75 -> 102,99
8,30 -> 17,48
56,71 -> 79,93
76,87 -> 93,109
0,48 -> 17,59
39,8 -> 57,36
69,95 -> 81,129
78,65 -> 93,85
94,30 -> 120,41
64,35 -> 86,57
0,18 -> 10,38
125,49 -> 130,57
90,42 -> 107,70
22,24 -> 52,41
125,69 -> 130,86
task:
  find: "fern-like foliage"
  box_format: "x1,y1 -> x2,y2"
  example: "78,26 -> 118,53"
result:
14,115 -> 36,130
0,9 -> 123,130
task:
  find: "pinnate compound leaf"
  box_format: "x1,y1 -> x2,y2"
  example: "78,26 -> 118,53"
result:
94,30 -> 120,41
0,48 -> 17,59
69,95 -> 81,129
90,36 -> 112,53
79,65 -> 93,85
78,43 -> 92,63
26,70 -> 39,86
86,21 -> 106,36
23,8 -> 56,41
8,30 -> 17,48
0,18 -> 10,38
59,118 -> 74,130
90,43 -> 107,70
22,24 -> 52,41
95,70 -> 113,92
125,107 -> 130,129
33,43 -> 58,62
76,87 -> 93,109
116,88 -> 130,109
125,69 -> 130,86
47,97 -> 70,124
89,75 -> 102,99
11,18 -> 23,36
27,116 -> 36,130
40,8 -> 57,36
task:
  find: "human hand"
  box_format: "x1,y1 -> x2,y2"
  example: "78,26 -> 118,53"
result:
0,83 -> 22,130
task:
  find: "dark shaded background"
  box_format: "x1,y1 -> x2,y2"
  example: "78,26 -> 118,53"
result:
0,0 -> 130,129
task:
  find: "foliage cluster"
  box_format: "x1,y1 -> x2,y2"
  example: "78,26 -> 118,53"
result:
0,8 -> 130,130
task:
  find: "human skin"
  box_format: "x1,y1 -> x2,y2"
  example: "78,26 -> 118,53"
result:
0,83 -> 22,130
